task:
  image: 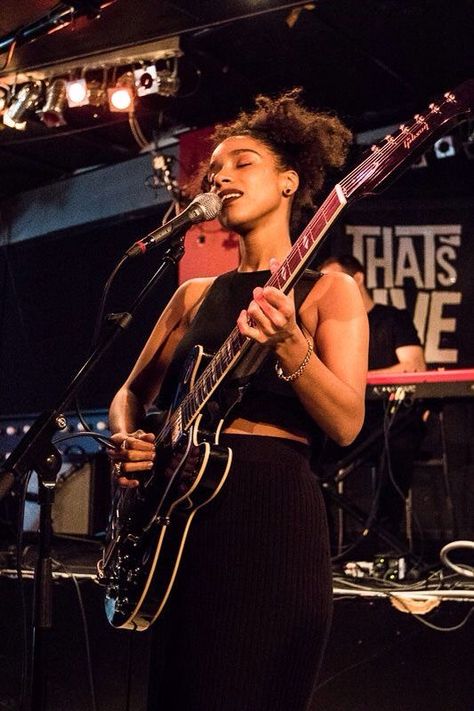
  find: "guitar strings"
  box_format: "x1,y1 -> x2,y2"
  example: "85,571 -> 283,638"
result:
340,92 -> 456,195
155,90 -> 461,447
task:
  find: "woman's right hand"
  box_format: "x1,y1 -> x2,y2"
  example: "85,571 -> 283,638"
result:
108,429 -> 156,488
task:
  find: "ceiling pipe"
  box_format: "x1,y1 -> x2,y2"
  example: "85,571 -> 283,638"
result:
0,1 -> 117,55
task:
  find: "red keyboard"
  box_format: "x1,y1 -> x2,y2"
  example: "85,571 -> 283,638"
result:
366,368 -> 474,400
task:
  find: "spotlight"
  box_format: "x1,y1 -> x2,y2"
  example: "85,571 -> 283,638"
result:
133,65 -> 158,96
434,135 -> 455,159
3,82 -> 43,130
39,79 -> 67,127
0,86 -> 8,113
66,78 -> 89,107
107,72 -> 135,112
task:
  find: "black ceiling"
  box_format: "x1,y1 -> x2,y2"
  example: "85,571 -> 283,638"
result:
0,0 -> 473,199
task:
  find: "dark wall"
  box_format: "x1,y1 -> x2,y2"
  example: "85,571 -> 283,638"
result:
0,207 -> 177,415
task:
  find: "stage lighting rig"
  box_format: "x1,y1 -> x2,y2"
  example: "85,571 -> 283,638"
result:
0,37 -> 182,129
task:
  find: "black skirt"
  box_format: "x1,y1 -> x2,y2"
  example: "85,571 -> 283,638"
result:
147,434 -> 333,711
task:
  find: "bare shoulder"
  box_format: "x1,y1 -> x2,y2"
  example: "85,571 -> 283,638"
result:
180,276 -> 215,302
314,270 -> 361,307
299,271 -> 365,332
178,276 -> 216,323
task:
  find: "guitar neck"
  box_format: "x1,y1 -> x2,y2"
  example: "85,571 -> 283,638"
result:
159,79 -> 474,445
159,187 -> 347,444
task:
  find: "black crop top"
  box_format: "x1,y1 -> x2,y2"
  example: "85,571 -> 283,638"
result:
157,269 -> 324,444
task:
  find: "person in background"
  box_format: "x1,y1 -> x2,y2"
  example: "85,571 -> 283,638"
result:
107,92 -> 368,710
319,254 -> 426,546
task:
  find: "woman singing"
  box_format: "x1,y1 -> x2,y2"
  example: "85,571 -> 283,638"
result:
108,89 -> 368,710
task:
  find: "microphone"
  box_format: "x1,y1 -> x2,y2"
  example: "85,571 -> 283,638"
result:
126,192 -> 223,257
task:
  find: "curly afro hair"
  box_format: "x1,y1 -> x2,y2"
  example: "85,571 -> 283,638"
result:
197,88 -> 352,232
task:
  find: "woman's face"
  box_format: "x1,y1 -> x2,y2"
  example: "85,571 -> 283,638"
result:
207,135 -> 292,233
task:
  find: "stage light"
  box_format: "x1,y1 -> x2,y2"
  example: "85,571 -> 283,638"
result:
108,86 -> 133,111
66,78 -> 89,107
39,79 -> 67,127
156,58 -> 180,97
107,72 -> 135,112
134,65 -> 158,96
3,81 -> 43,129
434,135 -> 455,159
0,86 -> 8,113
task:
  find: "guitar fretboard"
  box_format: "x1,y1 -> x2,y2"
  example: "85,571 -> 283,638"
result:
155,79 -> 473,447
156,186 -> 346,446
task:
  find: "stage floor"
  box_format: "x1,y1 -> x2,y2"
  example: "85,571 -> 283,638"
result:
0,535 -> 473,710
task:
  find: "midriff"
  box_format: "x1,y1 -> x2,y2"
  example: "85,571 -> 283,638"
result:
223,416 -> 310,445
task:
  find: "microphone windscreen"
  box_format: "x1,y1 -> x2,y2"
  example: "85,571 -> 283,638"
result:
193,192 -> 222,221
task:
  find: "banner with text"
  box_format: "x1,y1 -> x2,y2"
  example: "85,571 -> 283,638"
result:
331,197 -> 474,366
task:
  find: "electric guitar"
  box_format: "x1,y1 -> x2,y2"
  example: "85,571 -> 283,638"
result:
99,80 -> 473,630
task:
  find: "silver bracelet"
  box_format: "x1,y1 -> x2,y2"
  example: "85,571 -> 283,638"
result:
275,338 -> 314,383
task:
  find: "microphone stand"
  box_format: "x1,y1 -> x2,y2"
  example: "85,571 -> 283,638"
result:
0,236 -> 185,711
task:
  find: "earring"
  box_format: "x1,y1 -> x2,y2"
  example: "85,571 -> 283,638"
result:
283,187 -> 292,196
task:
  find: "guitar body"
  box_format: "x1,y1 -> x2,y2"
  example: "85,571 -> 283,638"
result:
100,347 -> 233,630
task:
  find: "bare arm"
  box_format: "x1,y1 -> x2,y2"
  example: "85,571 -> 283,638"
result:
108,277 -> 213,481
237,271 -> 369,446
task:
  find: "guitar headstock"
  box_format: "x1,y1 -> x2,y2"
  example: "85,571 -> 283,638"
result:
341,79 -> 474,201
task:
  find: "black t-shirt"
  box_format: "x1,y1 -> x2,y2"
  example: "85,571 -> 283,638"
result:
368,303 -> 421,370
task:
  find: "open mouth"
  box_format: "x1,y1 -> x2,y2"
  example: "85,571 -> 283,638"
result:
219,191 -> 243,206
